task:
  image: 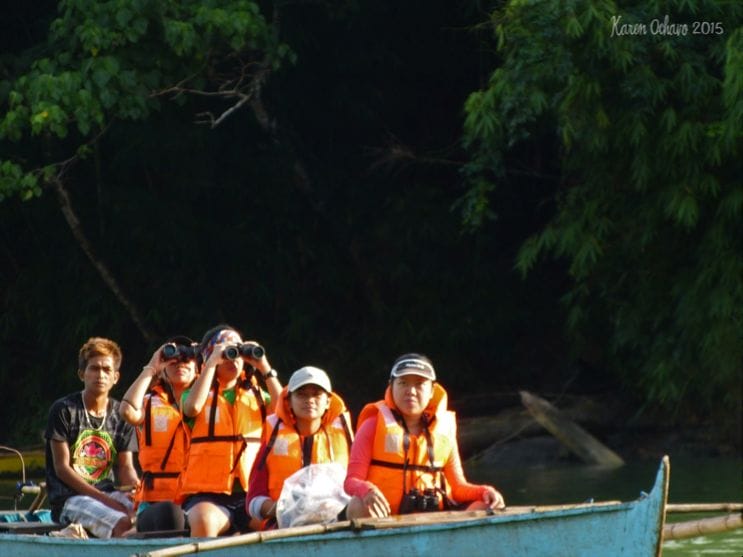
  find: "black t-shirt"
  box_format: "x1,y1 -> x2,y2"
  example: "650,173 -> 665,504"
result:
44,392 -> 137,519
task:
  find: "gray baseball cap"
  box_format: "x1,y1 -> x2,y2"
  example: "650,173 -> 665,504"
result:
389,357 -> 436,380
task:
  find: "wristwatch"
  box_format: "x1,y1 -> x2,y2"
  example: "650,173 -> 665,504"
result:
263,368 -> 279,379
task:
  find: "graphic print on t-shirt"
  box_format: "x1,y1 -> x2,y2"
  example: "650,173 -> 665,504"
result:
71,428 -> 117,484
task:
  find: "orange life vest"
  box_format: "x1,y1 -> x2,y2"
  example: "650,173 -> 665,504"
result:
178,376 -> 266,496
135,384 -> 188,504
357,383 -> 456,514
258,388 -> 353,501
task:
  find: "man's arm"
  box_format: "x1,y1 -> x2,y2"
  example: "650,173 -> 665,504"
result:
115,451 -> 139,490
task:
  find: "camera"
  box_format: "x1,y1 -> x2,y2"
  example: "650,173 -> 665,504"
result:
223,343 -> 265,361
398,488 -> 440,514
161,343 -> 199,362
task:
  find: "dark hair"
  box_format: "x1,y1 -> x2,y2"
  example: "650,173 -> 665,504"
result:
166,335 -> 196,345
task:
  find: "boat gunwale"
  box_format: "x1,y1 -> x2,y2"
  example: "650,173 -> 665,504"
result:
0,499 -> 642,547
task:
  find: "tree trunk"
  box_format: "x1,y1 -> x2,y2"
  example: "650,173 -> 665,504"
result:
519,390 -> 625,467
51,177 -> 156,343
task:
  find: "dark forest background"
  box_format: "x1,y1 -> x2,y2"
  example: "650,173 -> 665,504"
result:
1,1 -> 740,451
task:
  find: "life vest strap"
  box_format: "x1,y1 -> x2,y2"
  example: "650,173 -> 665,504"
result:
339,412 -> 354,446
301,435 -> 314,468
369,459 -> 443,473
246,377 -> 267,423
229,433 -> 261,474
159,422 -> 183,470
141,471 -> 180,490
257,420 -> 282,471
144,396 -> 153,446
190,435 -> 261,444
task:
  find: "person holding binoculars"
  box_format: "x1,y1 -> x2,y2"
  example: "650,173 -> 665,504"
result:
344,353 -> 505,519
178,324 -> 282,537
119,335 -> 200,532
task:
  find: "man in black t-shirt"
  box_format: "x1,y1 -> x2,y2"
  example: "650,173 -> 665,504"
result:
44,337 -> 139,538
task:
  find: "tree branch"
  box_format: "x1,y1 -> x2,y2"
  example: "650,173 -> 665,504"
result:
151,56 -> 270,129
49,173 -> 156,344
196,92 -> 252,128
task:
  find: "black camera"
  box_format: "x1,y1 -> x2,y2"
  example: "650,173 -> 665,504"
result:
161,343 -> 199,362
223,343 -> 265,361
398,488 -> 440,514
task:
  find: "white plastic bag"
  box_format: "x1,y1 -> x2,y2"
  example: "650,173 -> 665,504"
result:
276,463 -> 351,529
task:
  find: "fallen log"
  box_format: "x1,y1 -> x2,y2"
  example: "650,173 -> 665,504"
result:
663,512 -> 743,540
519,391 -> 624,467
458,410 -> 543,458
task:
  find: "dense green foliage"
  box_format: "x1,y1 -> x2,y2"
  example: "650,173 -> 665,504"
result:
463,0 -> 742,421
1,0 -> 289,199
0,0 -> 738,449
1,2 -> 567,446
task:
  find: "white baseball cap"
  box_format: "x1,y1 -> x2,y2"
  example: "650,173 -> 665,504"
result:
287,366 -> 332,393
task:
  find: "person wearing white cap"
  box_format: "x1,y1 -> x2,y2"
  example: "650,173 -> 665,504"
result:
344,353 -> 505,519
246,366 -> 353,529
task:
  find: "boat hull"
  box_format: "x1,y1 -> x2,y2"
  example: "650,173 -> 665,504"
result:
0,457 -> 669,557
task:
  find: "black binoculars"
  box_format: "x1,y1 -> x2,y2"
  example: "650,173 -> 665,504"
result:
398,488 -> 440,514
161,343 -> 199,362
223,343 -> 265,361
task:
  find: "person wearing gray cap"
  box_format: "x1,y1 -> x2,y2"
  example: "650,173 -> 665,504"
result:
246,366 -> 353,529
344,353 -> 505,519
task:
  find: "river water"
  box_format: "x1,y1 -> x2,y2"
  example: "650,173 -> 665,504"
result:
468,455 -> 742,556
1,455 -> 740,555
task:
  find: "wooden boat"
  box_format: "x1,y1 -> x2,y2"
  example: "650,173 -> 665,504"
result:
0,456 -> 669,557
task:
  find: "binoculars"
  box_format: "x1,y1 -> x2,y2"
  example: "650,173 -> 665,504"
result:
398,488 -> 440,514
223,343 -> 265,361
161,343 -> 199,362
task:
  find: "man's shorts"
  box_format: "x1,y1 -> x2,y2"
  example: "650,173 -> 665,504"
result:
60,490 -> 133,538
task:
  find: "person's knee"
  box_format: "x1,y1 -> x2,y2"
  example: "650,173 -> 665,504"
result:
111,515 -> 133,538
137,502 -> 187,532
185,506 -> 207,533
345,497 -> 370,520
247,516 -> 264,532
465,500 -> 489,511
187,503 -> 228,537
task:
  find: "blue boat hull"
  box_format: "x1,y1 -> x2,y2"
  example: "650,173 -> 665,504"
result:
0,457 -> 669,557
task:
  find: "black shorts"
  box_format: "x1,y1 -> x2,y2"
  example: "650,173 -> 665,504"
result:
182,493 -> 249,534
137,501 -> 188,533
